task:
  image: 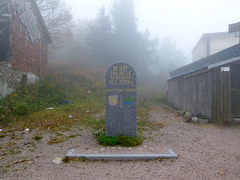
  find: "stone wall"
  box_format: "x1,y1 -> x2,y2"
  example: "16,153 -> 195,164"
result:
0,63 -> 38,98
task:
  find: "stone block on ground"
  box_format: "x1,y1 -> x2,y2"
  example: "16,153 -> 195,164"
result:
184,112 -> 192,122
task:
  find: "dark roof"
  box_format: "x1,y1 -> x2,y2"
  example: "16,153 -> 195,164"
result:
31,0 -> 52,44
170,43 -> 240,78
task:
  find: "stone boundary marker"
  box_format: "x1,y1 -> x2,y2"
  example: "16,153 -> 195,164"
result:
66,149 -> 178,161
105,63 -> 137,137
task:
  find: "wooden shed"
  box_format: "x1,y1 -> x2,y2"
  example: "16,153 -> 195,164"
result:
167,44 -> 240,124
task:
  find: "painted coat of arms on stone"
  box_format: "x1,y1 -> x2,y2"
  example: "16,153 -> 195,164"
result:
108,95 -> 118,106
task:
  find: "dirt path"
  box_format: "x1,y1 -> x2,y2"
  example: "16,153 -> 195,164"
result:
1,106 -> 240,180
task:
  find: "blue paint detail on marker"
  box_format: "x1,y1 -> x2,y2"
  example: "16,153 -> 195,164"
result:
123,97 -> 135,105
124,101 -> 134,105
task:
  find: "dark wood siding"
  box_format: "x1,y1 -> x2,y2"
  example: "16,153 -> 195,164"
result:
231,64 -> 240,117
168,70 -> 212,119
212,67 -> 231,124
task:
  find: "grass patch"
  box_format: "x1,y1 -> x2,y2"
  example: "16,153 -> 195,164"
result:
0,63 -> 164,135
48,133 -> 82,145
0,134 -> 6,138
56,132 -> 64,136
136,105 -> 163,133
68,133 -> 82,138
1,97 -> 104,132
48,136 -> 67,145
34,135 -> 43,140
95,132 -> 143,147
0,141 -> 20,156
89,118 -> 105,131
0,64 -> 105,127
63,156 -> 88,163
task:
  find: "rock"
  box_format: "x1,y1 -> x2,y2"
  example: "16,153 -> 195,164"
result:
52,157 -> 62,165
196,113 -> 206,119
24,141 -> 30,145
28,161 -> 34,165
198,119 -> 209,124
179,111 -> 186,116
184,112 -> 192,122
192,117 -> 198,123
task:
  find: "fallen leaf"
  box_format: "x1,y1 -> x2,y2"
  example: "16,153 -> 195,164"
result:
219,172 -> 224,175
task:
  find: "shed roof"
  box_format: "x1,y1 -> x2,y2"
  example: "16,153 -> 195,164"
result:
170,43 -> 240,78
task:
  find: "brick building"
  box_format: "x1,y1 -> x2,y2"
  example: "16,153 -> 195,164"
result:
0,0 -> 51,98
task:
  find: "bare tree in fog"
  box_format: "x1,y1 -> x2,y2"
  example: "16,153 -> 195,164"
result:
150,37 -> 186,87
36,0 -> 73,48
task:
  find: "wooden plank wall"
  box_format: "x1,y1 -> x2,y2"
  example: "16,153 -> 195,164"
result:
212,67 -> 232,124
168,70 -> 213,120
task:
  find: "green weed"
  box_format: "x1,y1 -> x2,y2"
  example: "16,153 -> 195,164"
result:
95,132 -> 143,147
34,135 -> 43,140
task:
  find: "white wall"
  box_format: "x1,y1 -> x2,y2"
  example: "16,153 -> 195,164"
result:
192,38 -> 206,61
192,32 -> 239,62
210,33 -> 239,55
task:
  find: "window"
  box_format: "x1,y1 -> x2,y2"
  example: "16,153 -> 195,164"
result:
0,1 -> 10,61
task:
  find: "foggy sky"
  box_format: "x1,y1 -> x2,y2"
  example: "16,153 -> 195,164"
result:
64,0 -> 240,63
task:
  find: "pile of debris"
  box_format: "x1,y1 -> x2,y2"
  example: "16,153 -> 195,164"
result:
181,111 -> 209,124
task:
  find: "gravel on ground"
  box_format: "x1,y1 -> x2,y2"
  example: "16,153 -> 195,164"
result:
0,106 -> 240,180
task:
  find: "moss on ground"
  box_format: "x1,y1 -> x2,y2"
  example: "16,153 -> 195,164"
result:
95,132 -> 143,147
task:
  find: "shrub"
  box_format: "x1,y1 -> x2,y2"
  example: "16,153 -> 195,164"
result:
0,105 -> 8,122
14,103 -> 31,116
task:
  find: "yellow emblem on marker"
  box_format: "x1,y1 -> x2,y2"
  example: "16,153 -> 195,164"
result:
108,95 -> 118,106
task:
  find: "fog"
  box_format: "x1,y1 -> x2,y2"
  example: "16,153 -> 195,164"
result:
43,0 -> 239,93
64,0 -> 240,62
